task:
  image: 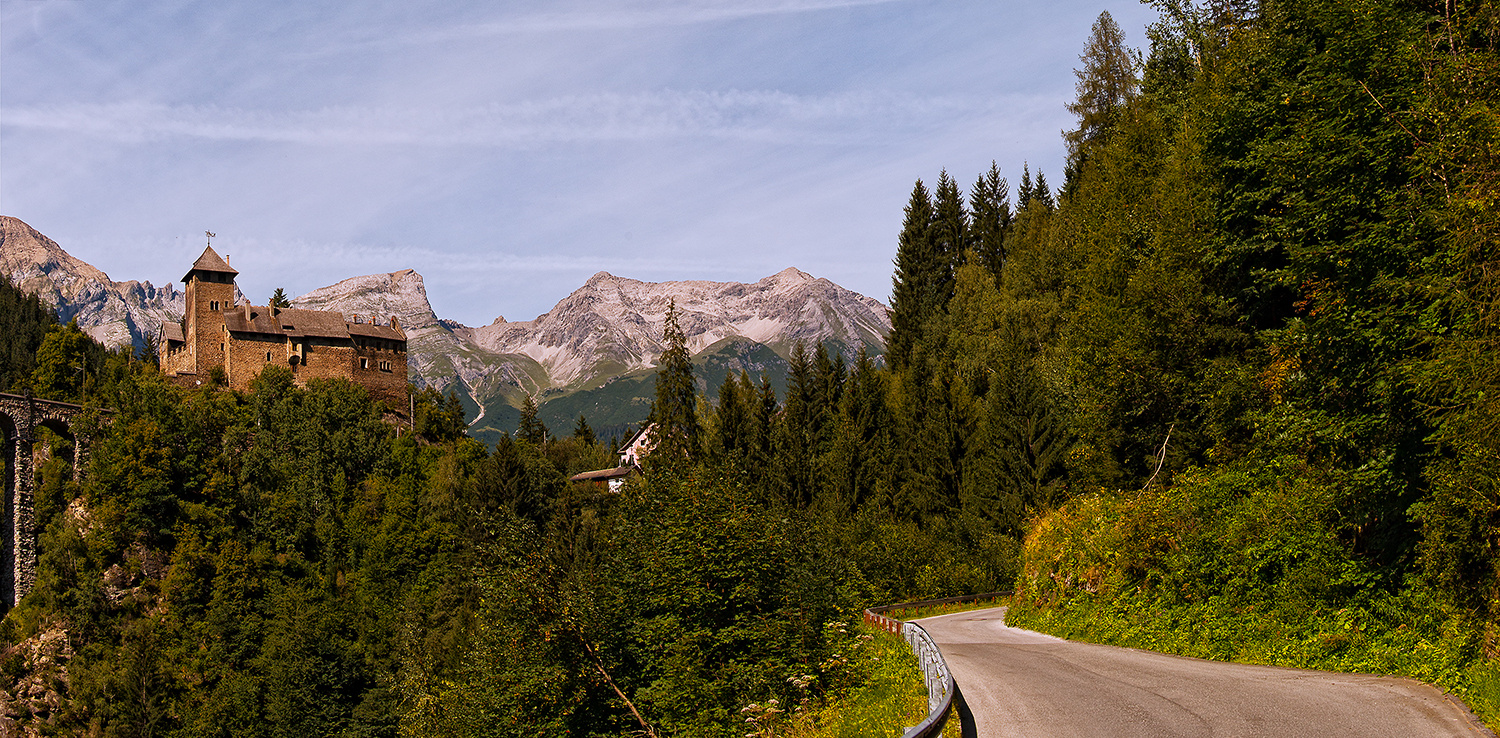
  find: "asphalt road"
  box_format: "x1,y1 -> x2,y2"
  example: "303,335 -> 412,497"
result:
918,607 -> 1492,738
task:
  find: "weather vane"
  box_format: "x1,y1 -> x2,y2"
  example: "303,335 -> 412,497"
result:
206,230 -> 216,247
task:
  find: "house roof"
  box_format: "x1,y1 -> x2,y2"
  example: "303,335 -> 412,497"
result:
569,467 -> 634,482
181,246 -> 239,282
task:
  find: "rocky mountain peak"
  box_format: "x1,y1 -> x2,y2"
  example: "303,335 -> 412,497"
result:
0,216 -> 183,350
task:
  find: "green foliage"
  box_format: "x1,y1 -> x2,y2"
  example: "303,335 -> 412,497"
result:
269,288 -> 291,309
0,272 -> 63,393
517,393 -> 548,445
646,300 -> 699,468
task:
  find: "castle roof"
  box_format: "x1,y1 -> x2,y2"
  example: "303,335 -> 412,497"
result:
224,305 -> 405,342
182,246 -> 239,282
159,322 -> 185,344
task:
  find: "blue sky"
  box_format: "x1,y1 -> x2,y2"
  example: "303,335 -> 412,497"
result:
1,0 -> 1159,326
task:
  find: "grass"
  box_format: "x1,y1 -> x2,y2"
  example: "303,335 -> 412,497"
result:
774,621 -> 960,738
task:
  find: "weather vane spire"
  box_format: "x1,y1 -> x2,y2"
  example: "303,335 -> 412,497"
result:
206,230 -> 216,247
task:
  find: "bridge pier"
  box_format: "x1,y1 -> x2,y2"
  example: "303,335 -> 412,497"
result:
0,394 -> 103,613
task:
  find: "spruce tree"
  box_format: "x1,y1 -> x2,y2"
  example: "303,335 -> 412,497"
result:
572,414 -> 595,446
887,179 -> 936,370
969,162 -> 1012,281
1032,171 -> 1056,211
1017,164 -> 1034,211
931,169 -> 969,300
517,395 -> 548,445
647,299 -> 699,464
269,288 -> 292,309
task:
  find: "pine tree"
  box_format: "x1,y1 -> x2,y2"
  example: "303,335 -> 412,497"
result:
969,162 -> 1012,281
269,288 -> 292,309
647,299 -> 699,465
887,179 -> 937,370
517,395 -> 548,445
572,414 -> 595,446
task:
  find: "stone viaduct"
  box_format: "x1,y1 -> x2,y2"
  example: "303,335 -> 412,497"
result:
0,392 -> 105,611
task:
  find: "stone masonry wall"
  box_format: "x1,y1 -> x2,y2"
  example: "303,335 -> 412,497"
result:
225,331 -> 286,391
351,344 -> 408,411
186,275 -> 234,377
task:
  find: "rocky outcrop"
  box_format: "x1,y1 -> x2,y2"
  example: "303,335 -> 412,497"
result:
457,267 -> 890,390
0,217 -> 184,351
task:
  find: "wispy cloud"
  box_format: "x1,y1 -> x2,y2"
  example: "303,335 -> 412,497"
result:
323,0 -> 911,53
2,89 -> 1005,147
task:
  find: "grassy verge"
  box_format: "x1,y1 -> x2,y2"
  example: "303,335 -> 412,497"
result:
1007,457 -> 1500,730
884,596 -> 1007,622
771,621 -> 959,738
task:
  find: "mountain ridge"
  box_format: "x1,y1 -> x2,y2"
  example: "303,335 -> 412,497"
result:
0,216 -> 890,437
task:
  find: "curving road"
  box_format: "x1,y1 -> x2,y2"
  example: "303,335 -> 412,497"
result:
918,607 -> 1492,738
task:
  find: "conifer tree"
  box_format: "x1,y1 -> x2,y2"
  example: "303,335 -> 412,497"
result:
518,395 -> 548,445
1017,164 -> 1034,211
969,162 -> 1012,280
1032,171 -> 1056,211
775,343 -> 816,506
269,288 -> 292,309
711,372 -> 749,463
887,179 -> 937,370
1065,10 -> 1138,172
647,299 -> 699,464
931,170 -> 969,298
572,414 -> 595,446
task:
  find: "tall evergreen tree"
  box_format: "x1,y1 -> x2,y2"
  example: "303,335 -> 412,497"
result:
1064,10 -> 1139,171
1032,171 -> 1056,211
969,162 -> 1012,280
887,179 -> 937,370
1017,164 -> 1034,211
572,414 -> 596,446
931,169 -> 970,297
647,299 -> 699,465
518,395 -> 548,444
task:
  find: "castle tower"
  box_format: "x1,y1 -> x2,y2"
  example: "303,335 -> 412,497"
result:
181,246 -> 238,376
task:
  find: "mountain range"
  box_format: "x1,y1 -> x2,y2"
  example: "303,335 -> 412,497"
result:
0,216 -> 891,442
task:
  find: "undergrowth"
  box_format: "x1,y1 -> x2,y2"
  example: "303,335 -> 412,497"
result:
1006,455 -> 1500,730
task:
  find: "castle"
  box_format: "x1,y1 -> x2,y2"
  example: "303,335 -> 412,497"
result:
159,246 -> 409,410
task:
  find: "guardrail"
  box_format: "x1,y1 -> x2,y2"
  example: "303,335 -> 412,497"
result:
863,592 -> 1012,738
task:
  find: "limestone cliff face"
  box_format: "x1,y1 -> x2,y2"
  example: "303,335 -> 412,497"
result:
0,216 -> 184,351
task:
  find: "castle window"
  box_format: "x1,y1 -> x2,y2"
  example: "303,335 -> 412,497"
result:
266,352 -> 272,362
360,358 -> 368,370
210,300 -> 218,311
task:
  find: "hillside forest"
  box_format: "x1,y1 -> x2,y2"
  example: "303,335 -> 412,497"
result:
6,0 -> 1500,734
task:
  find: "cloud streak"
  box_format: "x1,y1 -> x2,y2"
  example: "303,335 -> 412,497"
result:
323,0 -> 912,53
1,89 -> 1013,147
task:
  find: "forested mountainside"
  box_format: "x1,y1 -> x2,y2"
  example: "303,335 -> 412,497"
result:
7,0 -> 1500,735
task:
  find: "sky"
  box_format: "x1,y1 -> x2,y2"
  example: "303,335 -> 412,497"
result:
1,0 -> 1160,327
